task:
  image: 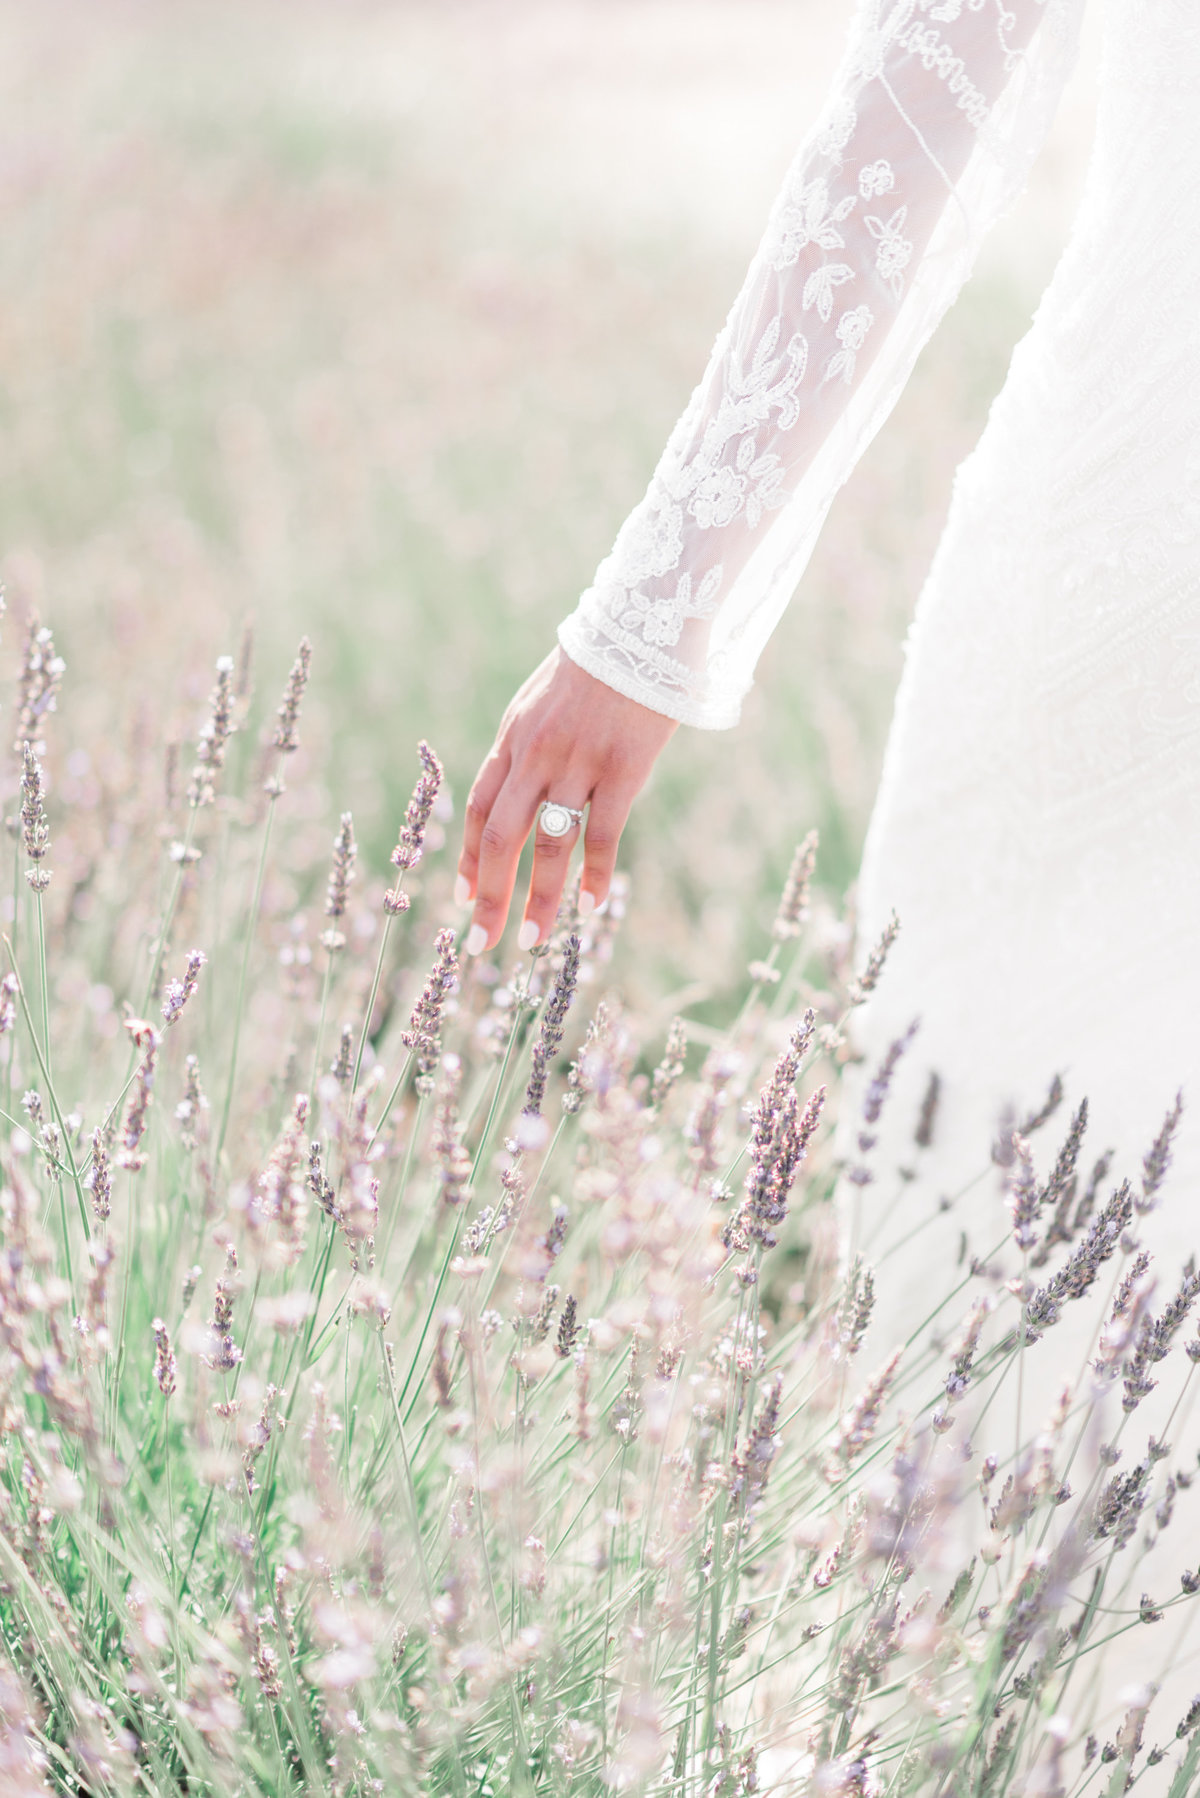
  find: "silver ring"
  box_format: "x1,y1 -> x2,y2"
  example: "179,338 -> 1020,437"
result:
538,801 -> 584,839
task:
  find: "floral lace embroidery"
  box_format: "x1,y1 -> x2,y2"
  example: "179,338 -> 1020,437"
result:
558,0 -> 1085,728
858,160 -> 896,199
615,568 -> 722,651
826,306 -> 875,386
770,178 -> 856,269
864,207 -> 914,297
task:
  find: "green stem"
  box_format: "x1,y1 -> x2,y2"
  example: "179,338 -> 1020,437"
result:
110,1170 -> 139,1457
217,780 -> 282,1161
468,948 -> 542,1186
184,1222 -> 337,1601
722,1254 -> 763,1642
178,1489 -> 214,1606
468,1344 -> 534,1789
163,1420 -> 176,1591
727,941 -> 782,1039
309,946 -> 336,1099
246,1218 -> 341,1546
143,805 -> 200,1018
378,1092 -> 425,1276
370,1049 -> 415,1148
697,1286 -> 750,1781
599,1443 -> 629,1764
33,886 -> 49,1076
702,1487 -> 730,1759
397,1217 -> 464,1418
247,1522 -> 326,1792
162,1411 -> 184,1699
353,911 -> 394,1094
379,1332 -> 470,1798
2,936 -> 89,1278
1009,1247 -> 1029,1585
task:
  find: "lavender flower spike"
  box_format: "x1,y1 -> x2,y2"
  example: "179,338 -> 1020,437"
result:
20,742 -> 51,891
162,949 -> 206,1027
772,829 -> 817,942
13,614 -> 64,756
152,1318 -> 177,1398
1137,1091 -> 1184,1215
386,739 -> 444,914
860,1018 -> 919,1136
321,812 -> 357,949
1006,1133 -> 1039,1251
272,636 -> 312,757
523,933 -> 581,1117
186,655 -> 236,808
403,928 -> 460,1094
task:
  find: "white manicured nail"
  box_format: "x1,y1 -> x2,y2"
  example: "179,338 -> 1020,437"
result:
517,919 -> 540,952
454,875 -> 472,909
578,889 -> 597,917
465,923 -> 488,956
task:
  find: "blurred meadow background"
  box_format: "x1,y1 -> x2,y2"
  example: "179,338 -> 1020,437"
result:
0,0 -> 1099,1010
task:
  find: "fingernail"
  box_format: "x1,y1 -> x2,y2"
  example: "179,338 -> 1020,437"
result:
465,923 -> 488,957
578,889 -> 597,917
454,875 -> 472,909
517,919 -> 540,953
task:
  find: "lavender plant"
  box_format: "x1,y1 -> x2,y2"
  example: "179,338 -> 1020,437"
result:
0,624 -> 1196,1798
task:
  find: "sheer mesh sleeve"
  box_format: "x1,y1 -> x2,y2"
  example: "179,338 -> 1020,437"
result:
557,0 -> 1088,728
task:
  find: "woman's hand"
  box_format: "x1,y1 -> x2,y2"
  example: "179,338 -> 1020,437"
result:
456,647 -> 677,954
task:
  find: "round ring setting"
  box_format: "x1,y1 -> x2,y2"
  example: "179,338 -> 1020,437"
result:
539,801 -> 583,839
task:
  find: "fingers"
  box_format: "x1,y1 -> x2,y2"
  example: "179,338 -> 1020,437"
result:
466,775 -> 636,958
519,799 -> 588,950
457,748 -> 509,909
458,639 -> 667,953
517,784 -> 633,950
579,787 -> 632,915
465,785 -> 541,954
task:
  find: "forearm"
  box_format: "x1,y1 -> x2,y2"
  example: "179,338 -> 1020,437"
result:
559,0 -> 1085,729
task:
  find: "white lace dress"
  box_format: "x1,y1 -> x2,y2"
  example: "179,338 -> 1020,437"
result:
841,0 -> 1200,1306
560,0 -> 1200,1736
559,0 -> 1200,1277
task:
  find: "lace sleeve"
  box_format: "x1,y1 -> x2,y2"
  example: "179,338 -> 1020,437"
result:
557,0 -> 1088,729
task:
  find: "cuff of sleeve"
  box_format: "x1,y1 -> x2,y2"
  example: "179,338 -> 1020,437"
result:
556,617 -> 743,732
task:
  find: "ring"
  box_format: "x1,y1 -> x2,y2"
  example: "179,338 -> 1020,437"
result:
538,801 -> 584,839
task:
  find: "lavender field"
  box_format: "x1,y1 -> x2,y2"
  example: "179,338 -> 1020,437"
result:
7,8 -> 1191,1798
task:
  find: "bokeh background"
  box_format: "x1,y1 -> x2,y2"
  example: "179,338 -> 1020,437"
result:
0,0 -> 1100,1015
